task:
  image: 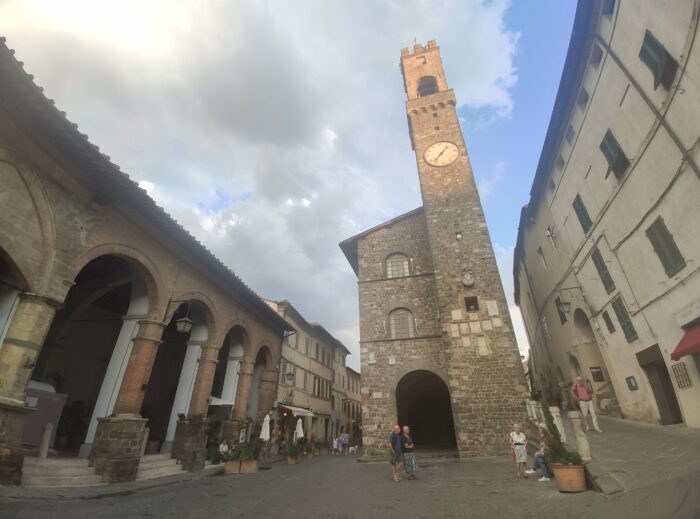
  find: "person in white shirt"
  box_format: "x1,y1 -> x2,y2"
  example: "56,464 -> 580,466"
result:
508,423 -> 528,479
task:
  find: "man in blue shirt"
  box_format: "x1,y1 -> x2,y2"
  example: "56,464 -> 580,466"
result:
388,425 -> 403,482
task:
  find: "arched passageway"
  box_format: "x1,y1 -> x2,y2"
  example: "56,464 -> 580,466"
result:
208,327 -> 247,436
0,249 -> 27,346
395,370 -> 456,450
247,347 -> 272,424
140,300 -> 210,453
26,255 -> 150,456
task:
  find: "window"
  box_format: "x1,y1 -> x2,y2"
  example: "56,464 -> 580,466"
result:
465,296 -> 479,312
321,349 -> 326,366
591,248 -> 615,294
303,371 -> 308,390
590,44 -> 604,68
602,0 -> 615,16
305,337 -> 310,355
541,315 -> 551,341
646,217 -> 685,276
294,332 -> 299,350
639,30 -> 679,90
386,253 -> 409,278
315,342 -> 320,360
611,297 -> 637,342
556,155 -> 565,171
389,308 -> 415,339
546,226 -> 557,250
548,179 -> 556,192
417,75 -> 438,97
555,297 -> 567,325
600,130 -> 630,180
577,88 -> 590,110
671,362 -> 692,389
601,310 -> 616,333
565,126 -> 575,145
537,247 -> 547,269
573,194 -> 593,233
590,366 -> 605,382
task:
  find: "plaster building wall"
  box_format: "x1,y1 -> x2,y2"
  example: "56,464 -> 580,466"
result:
515,0 -> 700,429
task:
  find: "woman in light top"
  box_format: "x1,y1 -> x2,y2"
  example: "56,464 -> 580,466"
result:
509,423 -> 528,479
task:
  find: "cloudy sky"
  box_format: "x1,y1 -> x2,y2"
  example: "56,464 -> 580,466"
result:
1,0 -> 576,369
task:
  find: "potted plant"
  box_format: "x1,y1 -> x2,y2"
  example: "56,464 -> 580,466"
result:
222,445 -> 241,474
238,441 -> 260,473
286,442 -> 301,465
541,400 -> 586,493
318,439 -> 330,455
304,441 -> 314,459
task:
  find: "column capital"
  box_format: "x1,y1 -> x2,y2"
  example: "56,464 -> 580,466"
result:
137,319 -> 167,328
18,292 -> 63,310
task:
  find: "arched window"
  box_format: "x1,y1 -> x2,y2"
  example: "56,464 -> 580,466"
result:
417,76 -> 438,97
389,308 -> 415,339
386,253 -> 409,278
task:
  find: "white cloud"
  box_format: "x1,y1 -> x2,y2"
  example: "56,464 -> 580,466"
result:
0,0 -> 521,369
478,160 -> 506,202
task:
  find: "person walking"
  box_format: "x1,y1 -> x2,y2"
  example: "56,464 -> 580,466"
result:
342,431 -> 350,455
509,423 -> 528,479
401,426 -> 416,480
388,425 -> 403,482
570,376 -> 602,432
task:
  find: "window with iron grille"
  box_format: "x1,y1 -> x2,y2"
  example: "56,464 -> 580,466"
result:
573,194 -> 593,233
590,366 -> 605,382
386,253 -> 410,278
646,217 -> 686,277
591,247 -> 615,293
389,308 -> 415,339
672,362 -> 692,389
601,310 -> 616,333
639,30 -> 678,90
611,297 -> 637,342
600,130 -> 630,180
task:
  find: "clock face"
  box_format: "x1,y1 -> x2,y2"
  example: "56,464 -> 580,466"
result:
424,141 -> 459,167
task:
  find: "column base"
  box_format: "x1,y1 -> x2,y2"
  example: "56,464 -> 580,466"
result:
89,415 -> 147,484
0,398 -> 34,485
172,416 -> 210,472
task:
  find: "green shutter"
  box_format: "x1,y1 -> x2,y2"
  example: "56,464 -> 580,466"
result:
573,194 -> 593,233
639,30 -> 678,90
601,311 -> 615,333
646,217 -> 685,276
591,248 -> 615,293
611,298 -> 637,342
600,130 -> 629,180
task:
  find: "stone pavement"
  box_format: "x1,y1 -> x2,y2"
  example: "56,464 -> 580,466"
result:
1,426 -> 699,519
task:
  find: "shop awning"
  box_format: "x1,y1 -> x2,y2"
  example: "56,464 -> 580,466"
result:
671,323 -> 700,361
279,404 -> 314,417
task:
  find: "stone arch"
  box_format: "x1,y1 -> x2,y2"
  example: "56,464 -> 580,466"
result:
251,343 -> 274,369
70,244 -> 164,317
417,75 -> 439,97
0,148 -> 57,294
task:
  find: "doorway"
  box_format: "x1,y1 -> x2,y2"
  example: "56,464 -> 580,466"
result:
636,345 -> 682,425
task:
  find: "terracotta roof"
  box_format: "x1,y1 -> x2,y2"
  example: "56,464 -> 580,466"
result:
339,206 -> 424,275
0,37 -> 292,333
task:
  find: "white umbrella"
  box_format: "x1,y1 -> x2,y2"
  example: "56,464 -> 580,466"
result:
259,414 -> 271,441
293,418 -> 304,442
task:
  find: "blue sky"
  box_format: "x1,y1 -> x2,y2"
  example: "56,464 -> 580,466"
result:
0,1 -> 577,369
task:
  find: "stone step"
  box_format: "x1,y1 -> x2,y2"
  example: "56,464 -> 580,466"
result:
22,472 -> 103,487
136,464 -> 183,480
24,463 -> 95,477
138,454 -> 176,466
23,457 -> 91,469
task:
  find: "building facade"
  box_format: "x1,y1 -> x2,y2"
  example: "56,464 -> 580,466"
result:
344,367 -> 362,445
0,38 -> 291,485
514,0 -> 700,429
340,41 -> 528,457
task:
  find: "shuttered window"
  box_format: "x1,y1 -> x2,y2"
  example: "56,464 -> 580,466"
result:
601,311 -> 615,333
611,298 -> 637,342
386,253 -> 409,278
389,308 -> 415,339
646,217 -> 685,276
573,194 -> 593,234
600,130 -> 630,180
591,248 -> 615,293
639,30 -> 678,90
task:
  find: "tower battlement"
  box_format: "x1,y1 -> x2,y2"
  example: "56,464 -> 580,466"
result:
400,39 -> 448,101
400,39 -> 438,58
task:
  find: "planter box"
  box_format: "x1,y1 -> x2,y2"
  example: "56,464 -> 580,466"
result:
224,460 -> 241,474
287,457 -> 297,465
551,463 -> 586,493
240,460 -> 259,473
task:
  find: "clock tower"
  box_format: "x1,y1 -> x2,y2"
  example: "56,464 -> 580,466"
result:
340,41 -> 527,458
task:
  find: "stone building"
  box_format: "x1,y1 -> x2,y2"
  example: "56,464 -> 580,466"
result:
344,367 -> 362,445
514,0 -> 700,428
266,300 -> 351,443
340,41 -> 527,457
0,38 -> 291,486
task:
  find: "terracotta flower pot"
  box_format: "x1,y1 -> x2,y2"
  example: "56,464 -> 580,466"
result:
287,457 -> 297,465
551,463 -> 586,493
240,460 -> 259,473
224,460 -> 241,474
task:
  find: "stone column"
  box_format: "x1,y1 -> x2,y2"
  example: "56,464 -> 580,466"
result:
233,360 -> 255,420
112,320 -> 166,415
89,319 -> 164,483
568,410 -> 591,461
187,344 -> 219,417
0,293 -> 59,485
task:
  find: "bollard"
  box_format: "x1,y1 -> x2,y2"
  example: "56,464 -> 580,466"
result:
39,423 -> 53,459
550,406 -> 567,443
568,410 -> 591,461
139,426 -> 150,457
